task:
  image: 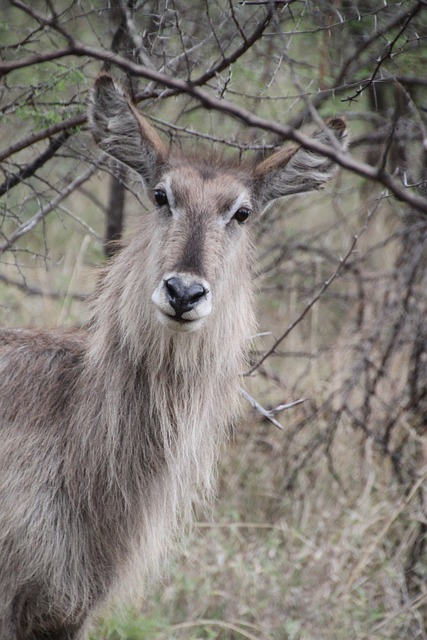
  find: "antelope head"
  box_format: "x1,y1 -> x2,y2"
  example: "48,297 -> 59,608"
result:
90,75 -> 347,333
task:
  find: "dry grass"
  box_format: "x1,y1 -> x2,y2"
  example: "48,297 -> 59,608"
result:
93,417 -> 426,639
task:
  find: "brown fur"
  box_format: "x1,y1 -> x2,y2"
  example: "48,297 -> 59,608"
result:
0,75 -> 347,639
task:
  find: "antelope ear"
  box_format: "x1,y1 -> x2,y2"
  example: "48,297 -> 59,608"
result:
89,74 -> 167,188
253,118 -> 348,211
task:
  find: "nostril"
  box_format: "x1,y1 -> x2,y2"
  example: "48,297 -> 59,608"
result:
165,277 -> 182,301
186,283 -> 207,304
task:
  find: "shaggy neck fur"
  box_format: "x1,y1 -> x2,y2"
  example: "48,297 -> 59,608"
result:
64,215 -> 256,613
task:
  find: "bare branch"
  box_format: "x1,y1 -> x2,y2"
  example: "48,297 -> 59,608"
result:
342,2 -> 425,103
245,232 -> 361,376
2,39 -> 426,214
0,131 -> 73,197
0,115 -> 85,164
0,165 -> 97,254
0,272 -> 86,300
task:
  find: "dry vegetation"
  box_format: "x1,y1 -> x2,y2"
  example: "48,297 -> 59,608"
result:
1,1 -> 426,638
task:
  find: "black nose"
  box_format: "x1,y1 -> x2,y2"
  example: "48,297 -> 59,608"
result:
165,277 -> 207,317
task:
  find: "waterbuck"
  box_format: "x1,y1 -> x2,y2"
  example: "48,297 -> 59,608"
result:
0,74 -> 347,639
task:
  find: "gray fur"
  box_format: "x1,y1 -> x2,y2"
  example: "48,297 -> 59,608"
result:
0,75 -> 347,639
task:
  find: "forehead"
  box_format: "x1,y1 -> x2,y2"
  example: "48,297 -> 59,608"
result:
163,162 -> 251,208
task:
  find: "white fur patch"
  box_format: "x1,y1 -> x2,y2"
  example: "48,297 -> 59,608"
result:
151,272 -> 213,333
220,192 -> 252,226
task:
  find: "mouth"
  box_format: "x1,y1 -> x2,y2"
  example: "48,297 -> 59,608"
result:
156,310 -> 205,333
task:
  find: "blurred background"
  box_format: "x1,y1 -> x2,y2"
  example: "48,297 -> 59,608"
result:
0,1 -> 426,638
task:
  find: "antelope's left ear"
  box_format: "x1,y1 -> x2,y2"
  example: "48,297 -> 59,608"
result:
253,118 -> 348,212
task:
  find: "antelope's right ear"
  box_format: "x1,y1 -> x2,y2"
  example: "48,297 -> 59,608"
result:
89,74 -> 167,188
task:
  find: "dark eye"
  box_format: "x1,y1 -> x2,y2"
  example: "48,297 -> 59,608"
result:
233,208 -> 251,224
154,189 -> 168,207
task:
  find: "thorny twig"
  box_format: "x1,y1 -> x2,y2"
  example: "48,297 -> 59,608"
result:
239,387 -> 305,430
342,1 -> 426,103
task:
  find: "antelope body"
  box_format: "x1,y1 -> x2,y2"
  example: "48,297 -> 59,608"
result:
0,75 -> 346,639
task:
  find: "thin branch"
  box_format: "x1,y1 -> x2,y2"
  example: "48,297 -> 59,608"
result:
245,234 -> 360,376
0,115 -> 85,164
0,272 -> 86,300
342,1 -> 424,103
286,3 -> 426,128
0,165 -> 97,254
0,131 -> 73,197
